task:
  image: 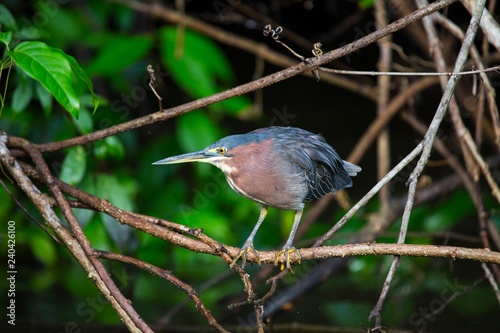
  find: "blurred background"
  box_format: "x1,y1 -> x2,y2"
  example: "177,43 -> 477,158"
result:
0,0 -> 499,332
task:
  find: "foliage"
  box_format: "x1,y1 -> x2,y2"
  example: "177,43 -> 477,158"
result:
2,37 -> 98,118
0,1 -> 499,332
0,0 -> 256,327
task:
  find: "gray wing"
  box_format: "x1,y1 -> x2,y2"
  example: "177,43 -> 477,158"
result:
273,128 -> 360,200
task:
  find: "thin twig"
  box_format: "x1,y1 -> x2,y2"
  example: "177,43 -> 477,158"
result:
320,64 -> 500,76
114,0 -> 377,100
425,0 -> 500,280
263,25 -> 306,61
0,177 -> 60,243
95,250 -> 230,333
0,134 -> 149,333
347,76 -> 439,164
463,133 -> 500,203
38,0 -> 456,154
313,143 -> 424,247
368,0 -> 487,327
147,64 -> 163,111
156,270 -> 233,327
375,0 -> 393,222
400,112 -> 483,210
481,263 -> 500,306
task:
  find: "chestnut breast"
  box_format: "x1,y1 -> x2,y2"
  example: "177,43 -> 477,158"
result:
220,140 -> 307,211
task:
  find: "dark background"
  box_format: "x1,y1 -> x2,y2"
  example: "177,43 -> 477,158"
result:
1,1 -> 499,332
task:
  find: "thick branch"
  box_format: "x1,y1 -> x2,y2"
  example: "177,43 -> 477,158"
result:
0,134 -> 149,333
95,250 -> 229,333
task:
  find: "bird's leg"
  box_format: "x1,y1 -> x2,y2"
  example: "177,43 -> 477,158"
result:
230,206 -> 268,269
275,209 -> 303,271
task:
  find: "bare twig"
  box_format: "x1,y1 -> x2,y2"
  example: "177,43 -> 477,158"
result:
95,250 -> 229,333
0,134 -> 150,333
263,25 -> 306,61
37,0 -> 456,155
320,64 -> 500,76
147,64 -> 163,111
368,0 -> 487,326
433,12 -> 500,148
463,133 -> 500,202
481,263 -> 500,306
156,270 -> 232,327
280,243 -> 500,267
0,177 -> 60,243
113,0 -> 377,100
460,0 -> 500,51
313,143 -> 424,247
375,0 -> 393,220
348,76 -> 439,164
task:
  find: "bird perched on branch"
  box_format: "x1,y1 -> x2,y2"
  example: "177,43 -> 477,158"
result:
153,126 -> 361,270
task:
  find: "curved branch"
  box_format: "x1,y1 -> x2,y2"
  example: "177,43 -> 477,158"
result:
0,134 -> 150,333
117,0 -> 377,100
296,243 -> 500,264
95,250 -> 229,333
34,0 -> 456,154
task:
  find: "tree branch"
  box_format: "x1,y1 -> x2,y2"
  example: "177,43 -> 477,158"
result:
34,0 -> 457,155
0,134 -> 150,333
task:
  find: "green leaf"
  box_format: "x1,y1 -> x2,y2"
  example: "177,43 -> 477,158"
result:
30,270 -> 57,292
0,31 -> 12,47
177,111 -> 221,177
93,136 -> 125,160
160,27 -> 253,115
9,41 -> 80,117
96,174 -> 137,250
59,146 -> 87,186
72,108 -> 93,134
53,49 -> 99,114
325,301 -> 373,327
85,35 -> 153,76
76,176 -> 97,229
0,5 -> 17,32
219,95 -> 253,116
161,27 -> 250,115
84,216 -> 112,251
11,76 -> 33,112
423,190 -> 475,231
35,81 -> 53,116
31,234 -> 57,267
177,111 -> 221,153
358,0 -> 374,9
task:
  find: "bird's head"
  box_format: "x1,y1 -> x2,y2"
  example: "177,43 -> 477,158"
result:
152,134 -> 255,172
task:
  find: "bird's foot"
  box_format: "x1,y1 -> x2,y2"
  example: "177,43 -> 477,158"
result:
230,242 -> 261,269
275,246 -> 302,271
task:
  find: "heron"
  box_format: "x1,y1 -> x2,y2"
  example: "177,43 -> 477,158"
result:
153,126 -> 361,270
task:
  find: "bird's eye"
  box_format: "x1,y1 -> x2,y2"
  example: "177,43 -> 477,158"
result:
217,147 -> 227,155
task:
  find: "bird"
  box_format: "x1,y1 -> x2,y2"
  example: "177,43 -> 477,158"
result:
153,126 -> 361,270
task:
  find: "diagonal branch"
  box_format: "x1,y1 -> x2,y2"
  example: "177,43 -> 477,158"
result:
34,0 -> 457,155
0,133 -> 150,333
368,0 -> 487,326
95,250 -> 229,333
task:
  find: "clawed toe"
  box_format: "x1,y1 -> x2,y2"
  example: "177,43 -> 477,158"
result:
230,244 -> 261,269
275,246 -> 302,271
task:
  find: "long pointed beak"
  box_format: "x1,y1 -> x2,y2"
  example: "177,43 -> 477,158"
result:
152,150 -> 210,165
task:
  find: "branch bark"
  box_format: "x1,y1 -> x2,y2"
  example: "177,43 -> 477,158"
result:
34,0 -> 457,155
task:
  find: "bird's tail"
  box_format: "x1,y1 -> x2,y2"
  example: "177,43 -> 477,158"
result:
343,161 -> 362,177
